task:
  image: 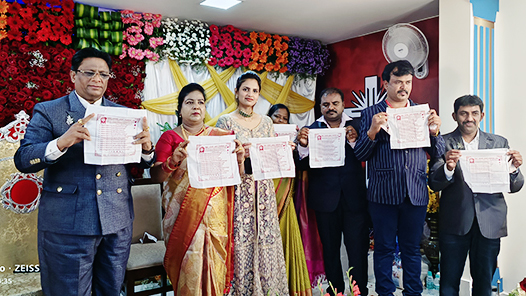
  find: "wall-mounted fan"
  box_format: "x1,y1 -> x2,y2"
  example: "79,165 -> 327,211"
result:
382,23 -> 429,79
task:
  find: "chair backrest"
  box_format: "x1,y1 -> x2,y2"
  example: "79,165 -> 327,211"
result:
130,183 -> 163,244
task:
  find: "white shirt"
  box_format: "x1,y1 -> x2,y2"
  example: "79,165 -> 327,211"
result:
444,130 -> 480,180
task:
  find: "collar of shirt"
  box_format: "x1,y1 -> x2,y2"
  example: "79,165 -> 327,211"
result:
462,129 -> 480,150
316,112 -> 352,128
75,91 -> 103,109
385,99 -> 410,108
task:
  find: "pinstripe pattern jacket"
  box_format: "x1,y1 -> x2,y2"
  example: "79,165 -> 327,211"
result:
355,100 -> 445,206
429,128 -> 523,239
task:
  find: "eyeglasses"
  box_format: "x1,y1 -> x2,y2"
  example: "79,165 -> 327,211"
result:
75,69 -> 115,80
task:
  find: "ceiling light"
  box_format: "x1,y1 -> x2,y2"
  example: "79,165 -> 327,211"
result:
200,0 -> 241,10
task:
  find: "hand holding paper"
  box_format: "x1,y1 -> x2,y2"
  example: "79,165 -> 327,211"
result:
57,113 -> 95,151
83,105 -> 147,165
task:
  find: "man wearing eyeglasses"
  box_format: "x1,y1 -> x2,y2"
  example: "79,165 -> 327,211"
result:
14,47 -> 155,296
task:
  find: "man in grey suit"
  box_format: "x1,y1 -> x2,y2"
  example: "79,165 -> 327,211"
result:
14,48 -> 155,296
429,95 -> 523,296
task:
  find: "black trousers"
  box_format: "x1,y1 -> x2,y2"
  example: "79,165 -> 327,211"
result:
315,197 -> 369,296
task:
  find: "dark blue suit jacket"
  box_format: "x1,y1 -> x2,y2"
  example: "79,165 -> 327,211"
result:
299,118 -> 367,213
355,100 -> 445,206
14,92 -> 154,236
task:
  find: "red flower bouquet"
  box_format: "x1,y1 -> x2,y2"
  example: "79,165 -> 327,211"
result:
208,24 -> 251,68
5,0 -> 74,46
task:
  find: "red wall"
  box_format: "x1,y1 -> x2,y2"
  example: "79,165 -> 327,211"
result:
317,17 -> 439,116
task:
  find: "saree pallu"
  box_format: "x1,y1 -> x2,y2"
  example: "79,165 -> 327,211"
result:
294,170 -> 326,287
274,177 -> 312,296
162,127 -> 235,296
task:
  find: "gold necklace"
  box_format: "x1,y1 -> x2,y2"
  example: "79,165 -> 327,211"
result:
181,124 -> 205,140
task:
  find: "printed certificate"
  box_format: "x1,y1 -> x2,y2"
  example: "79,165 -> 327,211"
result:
273,124 -> 298,142
459,148 -> 510,193
84,105 -> 146,165
186,135 -> 241,189
249,136 -> 295,181
387,104 -> 430,149
308,128 -> 346,168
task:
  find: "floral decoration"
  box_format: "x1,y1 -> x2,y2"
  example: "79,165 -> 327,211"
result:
208,24 -> 251,68
162,18 -> 211,66
287,36 -> 330,77
510,278 -> 526,296
248,31 -> 288,73
0,39 -> 146,127
0,40 -> 75,126
317,268 -> 361,296
120,10 -> 164,61
105,56 -> 146,109
0,0 -> 8,41
5,0 -> 74,46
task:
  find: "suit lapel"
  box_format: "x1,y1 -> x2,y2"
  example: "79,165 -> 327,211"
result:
448,128 -> 465,150
478,130 -> 495,149
66,92 -> 86,124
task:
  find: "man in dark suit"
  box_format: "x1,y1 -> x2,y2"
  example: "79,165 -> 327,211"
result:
429,95 -> 523,296
355,60 -> 445,296
14,48 -> 155,296
296,88 -> 369,296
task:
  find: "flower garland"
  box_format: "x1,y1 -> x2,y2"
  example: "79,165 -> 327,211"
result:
120,10 -> 164,61
209,24 -> 251,68
287,36 -> 330,77
5,0 -> 74,46
248,31 -> 289,73
163,18 -> 211,66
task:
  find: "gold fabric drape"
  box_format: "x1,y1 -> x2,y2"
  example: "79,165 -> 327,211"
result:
140,61 -> 315,126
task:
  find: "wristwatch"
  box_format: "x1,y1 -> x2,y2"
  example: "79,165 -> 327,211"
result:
142,143 -> 155,154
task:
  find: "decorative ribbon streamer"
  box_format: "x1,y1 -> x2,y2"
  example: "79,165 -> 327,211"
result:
75,3 -> 98,19
75,28 -> 99,39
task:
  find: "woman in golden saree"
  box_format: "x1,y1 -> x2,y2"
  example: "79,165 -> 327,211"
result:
151,83 -> 245,295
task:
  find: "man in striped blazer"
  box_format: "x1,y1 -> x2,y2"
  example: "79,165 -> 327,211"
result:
429,95 -> 523,296
355,60 -> 445,296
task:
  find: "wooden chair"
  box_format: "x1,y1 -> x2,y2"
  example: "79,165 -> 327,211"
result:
122,181 -> 172,296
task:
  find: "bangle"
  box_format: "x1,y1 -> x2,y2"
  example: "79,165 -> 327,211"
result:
161,162 -> 174,174
434,130 -> 440,137
166,156 -> 180,170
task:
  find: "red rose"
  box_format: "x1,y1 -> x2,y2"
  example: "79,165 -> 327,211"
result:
124,74 -> 135,84
7,85 -> 17,94
24,100 -> 36,111
41,90 -> 53,101
520,278 -> 526,291
0,95 -> 6,105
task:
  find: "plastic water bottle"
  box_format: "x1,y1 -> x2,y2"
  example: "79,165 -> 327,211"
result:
434,272 -> 440,295
426,271 -> 435,291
